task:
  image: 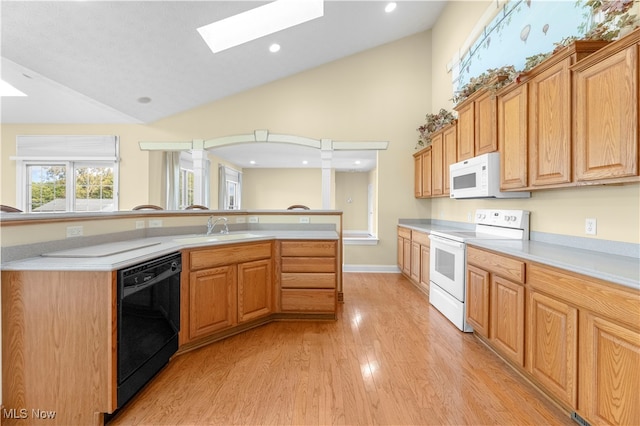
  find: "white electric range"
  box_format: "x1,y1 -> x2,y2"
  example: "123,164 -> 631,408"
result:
428,209 -> 530,332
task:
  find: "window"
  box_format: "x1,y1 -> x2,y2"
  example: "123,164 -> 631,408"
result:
15,135 -> 119,212
218,165 -> 242,210
179,167 -> 195,209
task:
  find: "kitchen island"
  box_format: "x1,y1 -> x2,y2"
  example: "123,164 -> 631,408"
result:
0,210 -> 342,426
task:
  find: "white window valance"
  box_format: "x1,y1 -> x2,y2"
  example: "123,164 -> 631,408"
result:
14,135 -> 119,161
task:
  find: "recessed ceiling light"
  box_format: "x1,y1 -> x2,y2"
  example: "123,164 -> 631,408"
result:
250,160 -> 256,165
198,0 -> 324,54
302,160 -> 308,165
385,2 -> 397,13
0,79 -> 27,97
354,160 -> 361,165
269,43 -> 281,53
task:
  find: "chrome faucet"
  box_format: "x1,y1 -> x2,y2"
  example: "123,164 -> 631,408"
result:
207,216 -> 229,235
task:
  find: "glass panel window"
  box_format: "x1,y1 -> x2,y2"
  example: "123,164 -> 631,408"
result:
27,164 -> 67,212
74,164 -> 115,212
179,168 -> 194,209
227,180 -> 237,210
24,162 -> 116,212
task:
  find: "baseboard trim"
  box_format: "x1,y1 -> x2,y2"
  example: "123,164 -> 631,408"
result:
343,264 -> 400,273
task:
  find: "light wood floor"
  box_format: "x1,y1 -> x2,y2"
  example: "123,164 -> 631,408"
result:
108,273 -> 572,425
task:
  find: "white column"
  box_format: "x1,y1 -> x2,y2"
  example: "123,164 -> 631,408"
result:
321,139 -> 333,209
191,139 -> 206,205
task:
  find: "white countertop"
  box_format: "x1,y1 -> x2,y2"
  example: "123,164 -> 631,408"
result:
1,230 -> 338,272
399,223 -> 640,290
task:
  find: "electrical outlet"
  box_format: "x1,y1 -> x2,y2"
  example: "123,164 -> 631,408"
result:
66,225 -> 83,238
299,216 -> 310,224
235,217 -> 246,224
148,219 -> 163,228
135,220 -> 145,229
585,218 -> 597,235
248,216 -> 259,224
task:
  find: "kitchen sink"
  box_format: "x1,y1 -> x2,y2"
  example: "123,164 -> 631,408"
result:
173,233 -> 263,244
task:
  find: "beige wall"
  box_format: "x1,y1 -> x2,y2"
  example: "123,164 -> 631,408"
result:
242,168 -> 322,210
335,171 -> 370,231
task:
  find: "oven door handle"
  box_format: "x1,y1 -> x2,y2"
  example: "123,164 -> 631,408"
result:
428,234 -> 465,249
122,264 -> 181,297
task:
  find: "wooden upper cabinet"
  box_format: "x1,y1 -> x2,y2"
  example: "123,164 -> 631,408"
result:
413,147 -> 432,198
573,29 -> 639,183
498,83 -> 528,190
528,56 -> 573,186
454,88 -> 498,162
431,130 -> 444,196
455,99 -> 476,161
442,122 -> 458,195
414,153 -> 422,197
475,90 -> 499,155
527,41 -> 609,187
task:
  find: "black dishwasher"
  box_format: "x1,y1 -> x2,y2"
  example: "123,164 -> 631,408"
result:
116,251 -> 181,408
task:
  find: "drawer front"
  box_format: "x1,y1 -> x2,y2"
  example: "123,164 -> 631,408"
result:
281,272 -> 336,289
281,257 -> 336,273
411,230 -> 430,246
280,240 -> 336,257
398,227 -> 411,239
190,242 -> 272,270
281,289 -> 336,312
467,246 -> 525,283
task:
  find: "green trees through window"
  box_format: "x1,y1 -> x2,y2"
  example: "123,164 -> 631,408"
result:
27,164 -> 114,212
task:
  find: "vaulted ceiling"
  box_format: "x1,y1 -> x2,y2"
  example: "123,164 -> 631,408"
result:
1,1 -> 446,125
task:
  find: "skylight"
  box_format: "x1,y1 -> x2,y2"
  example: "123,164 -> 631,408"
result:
198,0 -> 324,54
0,79 -> 27,97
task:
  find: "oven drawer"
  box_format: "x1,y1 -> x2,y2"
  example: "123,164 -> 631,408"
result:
467,246 -> 525,283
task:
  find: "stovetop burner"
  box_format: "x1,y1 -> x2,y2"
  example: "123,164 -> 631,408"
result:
430,209 -> 530,242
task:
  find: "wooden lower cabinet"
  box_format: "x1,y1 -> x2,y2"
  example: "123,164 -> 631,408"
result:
527,290 -> 578,409
2,270 -> 117,425
419,243 -> 430,293
238,259 -> 272,323
182,241 -> 273,345
466,246 -> 525,365
527,262 -> 639,425
491,276 -> 525,366
466,264 -> 490,338
579,312 -> 640,425
189,265 -> 237,339
280,240 -> 337,315
410,240 -> 421,283
397,227 -> 411,276
398,228 -> 430,294
467,246 -> 640,425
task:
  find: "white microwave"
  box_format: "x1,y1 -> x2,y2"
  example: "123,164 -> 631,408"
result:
449,152 -> 530,199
